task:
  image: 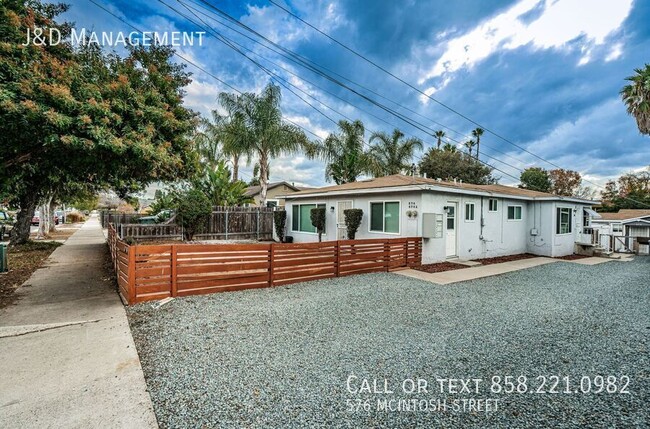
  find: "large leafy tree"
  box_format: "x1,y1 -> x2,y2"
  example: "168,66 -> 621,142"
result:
218,84 -> 307,206
418,148 -> 496,184
367,129 -> 423,177
621,64 -> 650,135
601,167 -> 650,211
519,167 -> 552,192
307,119 -> 367,184
549,168 -> 582,196
1,1 -> 197,243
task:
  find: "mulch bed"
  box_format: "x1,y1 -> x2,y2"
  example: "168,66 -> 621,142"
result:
414,262 -> 468,273
470,253 -> 538,265
29,223 -> 82,240
0,241 -> 63,309
554,254 -> 590,260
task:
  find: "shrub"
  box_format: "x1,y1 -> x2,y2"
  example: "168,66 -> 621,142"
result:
273,210 -> 287,242
344,208 -> 363,240
174,188 -> 212,241
310,207 -> 326,242
66,211 -> 85,223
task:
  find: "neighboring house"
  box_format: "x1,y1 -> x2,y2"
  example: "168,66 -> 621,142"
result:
281,174 -> 598,264
245,182 -> 304,207
590,209 -> 650,253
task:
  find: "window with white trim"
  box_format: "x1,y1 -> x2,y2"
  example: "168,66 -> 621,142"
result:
369,201 -> 400,233
465,202 -> 475,221
488,198 -> 498,212
507,205 -> 522,220
612,223 -> 623,233
556,207 -> 572,234
291,203 -> 326,233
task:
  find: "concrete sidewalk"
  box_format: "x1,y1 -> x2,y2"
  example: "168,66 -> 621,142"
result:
0,216 -> 157,429
397,257 -> 559,284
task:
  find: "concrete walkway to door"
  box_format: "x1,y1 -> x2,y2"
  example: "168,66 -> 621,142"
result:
0,216 -> 158,429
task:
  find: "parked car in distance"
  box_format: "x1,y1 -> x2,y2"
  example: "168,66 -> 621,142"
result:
55,210 -> 65,224
31,211 -> 59,226
138,210 -> 173,224
0,210 -> 15,241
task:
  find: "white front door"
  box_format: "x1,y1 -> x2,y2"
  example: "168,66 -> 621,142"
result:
445,202 -> 457,257
337,200 -> 353,239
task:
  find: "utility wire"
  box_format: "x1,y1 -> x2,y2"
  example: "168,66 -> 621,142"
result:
168,0 -> 523,181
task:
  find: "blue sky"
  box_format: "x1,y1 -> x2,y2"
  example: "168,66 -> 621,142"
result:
59,0 -> 650,189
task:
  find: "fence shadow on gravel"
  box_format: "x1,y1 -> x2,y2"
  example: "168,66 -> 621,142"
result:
107,224 -> 422,305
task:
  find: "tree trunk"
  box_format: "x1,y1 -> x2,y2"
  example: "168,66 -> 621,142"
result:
259,156 -> 269,207
475,137 -> 480,160
11,193 -> 38,245
232,154 -> 239,182
49,199 -> 57,233
37,201 -> 50,239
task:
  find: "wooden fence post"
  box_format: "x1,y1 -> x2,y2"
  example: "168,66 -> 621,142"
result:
256,209 -> 260,241
334,241 -> 340,277
128,245 -> 136,305
269,243 -> 275,286
171,245 -> 177,298
384,240 -> 390,272
225,211 -> 229,240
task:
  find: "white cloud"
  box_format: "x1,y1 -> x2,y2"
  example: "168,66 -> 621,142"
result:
605,42 -> 624,62
417,0 -> 633,89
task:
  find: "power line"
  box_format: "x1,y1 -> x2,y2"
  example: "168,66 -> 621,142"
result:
264,0 -> 650,204
167,0 -> 523,181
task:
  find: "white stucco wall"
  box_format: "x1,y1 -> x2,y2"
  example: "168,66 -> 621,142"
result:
285,191 -> 592,262
284,191 -> 422,243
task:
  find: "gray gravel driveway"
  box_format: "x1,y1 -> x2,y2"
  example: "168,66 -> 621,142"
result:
127,257 -> 649,428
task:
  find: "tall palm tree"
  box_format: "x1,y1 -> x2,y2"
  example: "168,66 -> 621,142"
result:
621,64 -> 650,135
464,139 -> 476,157
471,127 -> 484,159
367,129 -> 423,177
218,83 -> 308,205
434,130 -> 446,149
307,119 -> 367,184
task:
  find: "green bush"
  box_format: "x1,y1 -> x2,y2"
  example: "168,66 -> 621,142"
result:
344,208 -> 363,240
310,207 -> 326,242
273,210 -> 287,242
174,188 -> 212,241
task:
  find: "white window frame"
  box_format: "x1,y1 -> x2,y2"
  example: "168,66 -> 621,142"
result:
556,206 -> 573,235
488,198 -> 498,212
464,202 -> 476,222
368,200 -> 401,235
265,199 -> 279,208
291,202 -> 327,235
612,223 -> 623,233
507,205 -> 523,221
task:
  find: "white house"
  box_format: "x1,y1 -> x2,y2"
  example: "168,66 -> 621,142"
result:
281,174 -> 598,264
589,209 -> 650,253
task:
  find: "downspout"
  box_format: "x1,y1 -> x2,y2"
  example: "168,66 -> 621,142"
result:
479,196 -> 485,240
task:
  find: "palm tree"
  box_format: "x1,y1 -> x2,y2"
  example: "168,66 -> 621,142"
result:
442,142 -> 457,152
621,64 -> 650,135
464,139 -> 476,157
471,127 -> 484,159
307,119 -> 367,184
367,129 -> 423,177
434,130 -> 446,149
218,83 -> 308,205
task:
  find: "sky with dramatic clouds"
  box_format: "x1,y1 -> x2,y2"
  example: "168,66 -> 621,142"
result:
58,0 -> 650,190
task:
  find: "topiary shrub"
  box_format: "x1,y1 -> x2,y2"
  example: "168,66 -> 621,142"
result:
174,188 -> 212,241
344,208 -> 363,240
273,210 -> 287,242
310,207 -> 326,242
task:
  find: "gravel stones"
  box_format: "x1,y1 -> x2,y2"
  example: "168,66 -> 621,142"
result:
127,257 -> 649,428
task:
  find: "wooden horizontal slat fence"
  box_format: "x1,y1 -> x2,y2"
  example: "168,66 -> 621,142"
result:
107,224 -> 422,305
